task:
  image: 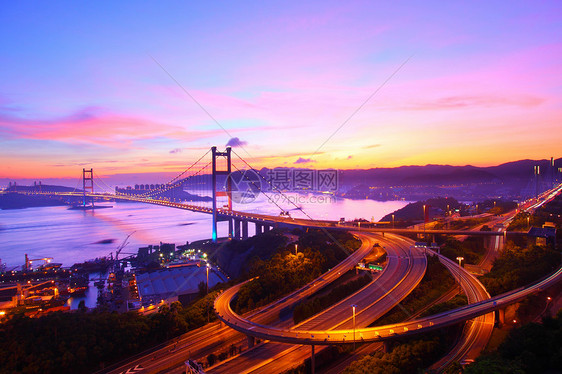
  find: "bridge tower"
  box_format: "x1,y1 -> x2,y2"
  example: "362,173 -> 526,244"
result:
82,168 -> 94,209
534,165 -> 540,198
211,147 -> 232,242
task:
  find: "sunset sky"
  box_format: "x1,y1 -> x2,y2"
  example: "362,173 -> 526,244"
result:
1,1 -> 561,181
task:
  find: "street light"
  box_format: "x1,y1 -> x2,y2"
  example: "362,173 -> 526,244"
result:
206,263 -> 210,295
391,214 -> 395,229
456,256 -> 464,267
352,304 -> 357,350
422,205 -> 427,237
295,244 -> 298,256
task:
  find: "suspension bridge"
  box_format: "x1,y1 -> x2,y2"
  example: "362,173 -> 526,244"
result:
6,146 -> 341,242
5,146 -> 533,242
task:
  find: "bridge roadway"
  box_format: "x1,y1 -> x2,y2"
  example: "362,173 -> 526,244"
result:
18,191 -> 525,237
208,234 -> 426,373
103,232 -> 377,374
214,259 -> 562,347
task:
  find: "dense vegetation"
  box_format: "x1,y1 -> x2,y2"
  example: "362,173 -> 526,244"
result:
233,248 -> 326,313
507,211 -> 545,232
420,294 -> 467,318
480,242 -> 560,296
374,255 -> 456,325
466,311 -> 562,373
293,274 -> 371,324
342,337 -> 445,374
210,229 -> 290,278
233,230 -> 360,313
380,197 -> 463,223
439,236 -> 486,264
476,199 -> 518,216
0,295 -> 217,374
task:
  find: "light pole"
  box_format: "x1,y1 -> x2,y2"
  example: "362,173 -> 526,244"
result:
295,244 -> 298,256
456,256 -> 464,267
392,214 -> 395,229
206,263 -> 211,323
206,263 -> 210,295
352,304 -> 357,350
527,215 -> 530,228
423,205 -> 426,236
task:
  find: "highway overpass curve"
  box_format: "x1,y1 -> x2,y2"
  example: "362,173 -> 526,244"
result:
236,240 -> 490,374
210,233 -> 427,374
215,261 -> 562,346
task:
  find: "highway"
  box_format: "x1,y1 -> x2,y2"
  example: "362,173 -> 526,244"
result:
429,211 -> 512,369
213,257 -> 562,346
433,184 -> 562,369
209,233 -> 427,373
428,250 -> 494,371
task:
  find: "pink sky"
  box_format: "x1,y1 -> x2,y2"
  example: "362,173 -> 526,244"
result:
1,1 -> 561,180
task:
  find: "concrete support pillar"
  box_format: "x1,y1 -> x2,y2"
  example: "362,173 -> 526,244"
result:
498,308 -> 505,325
234,219 -> 241,240
264,225 -> 270,232
311,345 -> 315,374
256,223 -> 263,235
247,335 -> 255,348
242,220 -> 248,240
382,341 -> 391,353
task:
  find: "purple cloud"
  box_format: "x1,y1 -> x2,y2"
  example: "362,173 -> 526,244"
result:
169,148 -> 182,154
294,157 -> 316,164
226,137 -> 248,147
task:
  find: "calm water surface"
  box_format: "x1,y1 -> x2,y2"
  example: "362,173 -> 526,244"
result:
0,196 -> 409,269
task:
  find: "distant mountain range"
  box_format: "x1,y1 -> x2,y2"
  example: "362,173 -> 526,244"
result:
338,158 -> 561,188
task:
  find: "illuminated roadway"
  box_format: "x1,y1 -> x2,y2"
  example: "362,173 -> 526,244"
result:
434,184 -> 562,369
209,233 -> 426,373
429,249 -> 494,371
214,259 -> 562,347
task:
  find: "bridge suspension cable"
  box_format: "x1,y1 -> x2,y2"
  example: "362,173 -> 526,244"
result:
92,172 -> 116,195
231,149 -> 317,220
136,150 -> 212,199
139,160 -> 212,200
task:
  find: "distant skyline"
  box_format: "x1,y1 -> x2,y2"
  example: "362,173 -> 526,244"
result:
1,1 -> 561,179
